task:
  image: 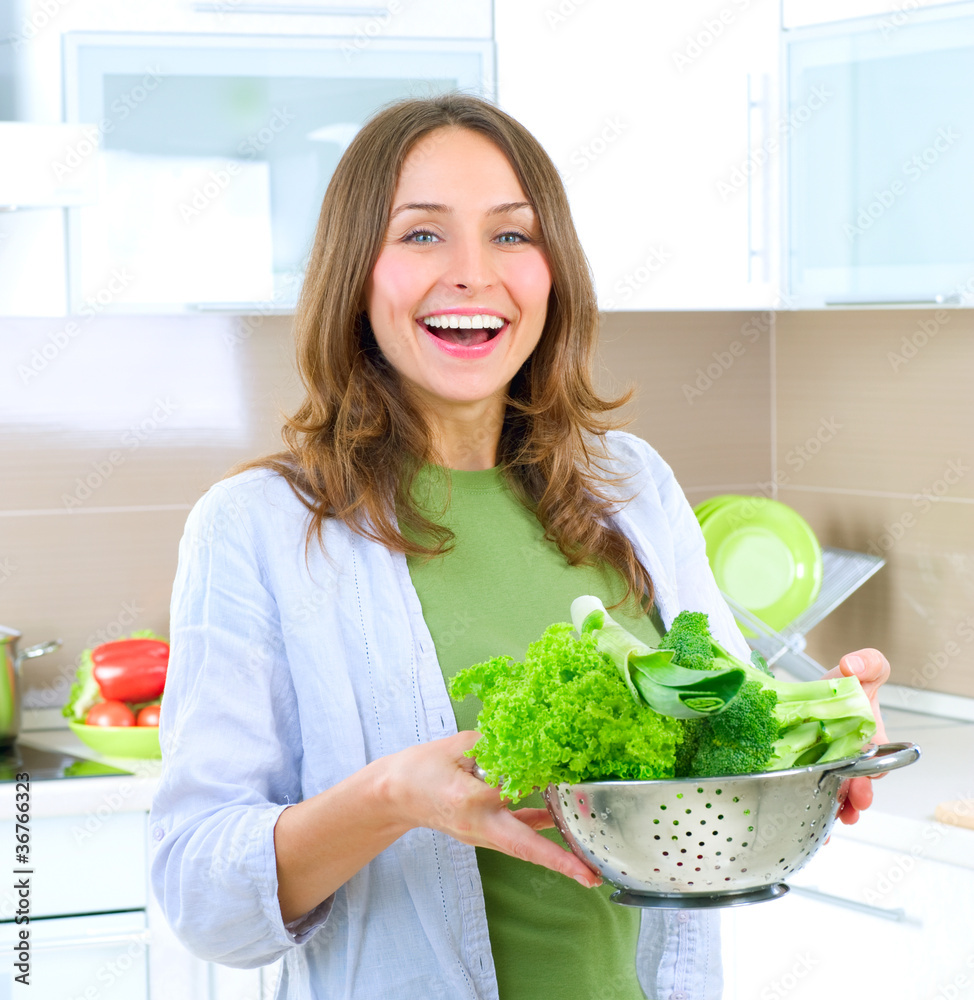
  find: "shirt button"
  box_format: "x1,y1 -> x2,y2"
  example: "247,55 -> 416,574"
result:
676,910 -> 690,923
669,992 -> 688,1000
153,826 -> 165,841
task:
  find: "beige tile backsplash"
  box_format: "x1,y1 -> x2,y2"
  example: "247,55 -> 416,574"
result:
0,314 -> 302,708
1,306 -> 971,707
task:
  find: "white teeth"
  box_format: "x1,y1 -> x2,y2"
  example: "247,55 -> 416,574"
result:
422,313 -> 505,330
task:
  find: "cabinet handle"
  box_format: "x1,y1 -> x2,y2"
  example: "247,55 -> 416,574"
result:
789,884 -> 920,925
824,296 -> 963,306
746,72 -> 772,284
28,929 -> 150,952
192,3 -> 391,13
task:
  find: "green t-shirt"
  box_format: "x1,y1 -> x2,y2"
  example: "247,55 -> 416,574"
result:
404,464 -> 662,1000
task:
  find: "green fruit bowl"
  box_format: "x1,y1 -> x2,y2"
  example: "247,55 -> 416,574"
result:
68,721 -> 161,759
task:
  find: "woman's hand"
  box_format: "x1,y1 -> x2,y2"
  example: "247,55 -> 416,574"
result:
822,648 -> 891,825
380,731 -> 601,888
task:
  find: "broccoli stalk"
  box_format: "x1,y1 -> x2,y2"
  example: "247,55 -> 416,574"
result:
570,596 -> 746,719
662,611 -> 877,776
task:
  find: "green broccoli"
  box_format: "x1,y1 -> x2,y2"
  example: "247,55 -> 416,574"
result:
663,611 -> 877,777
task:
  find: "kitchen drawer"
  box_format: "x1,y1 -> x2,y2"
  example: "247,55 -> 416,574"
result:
0,910 -> 148,1000
0,811 -> 147,919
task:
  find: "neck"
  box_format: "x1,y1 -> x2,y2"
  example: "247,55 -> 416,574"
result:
427,398 -> 505,471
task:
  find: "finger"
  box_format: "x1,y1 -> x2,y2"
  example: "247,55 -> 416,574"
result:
490,815 -> 601,887
511,808 -> 556,831
847,775 -> 873,813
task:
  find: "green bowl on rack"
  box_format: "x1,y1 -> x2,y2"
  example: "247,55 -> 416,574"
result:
694,495 -> 823,632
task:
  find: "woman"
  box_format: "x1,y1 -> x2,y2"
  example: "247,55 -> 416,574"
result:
150,93 -> 889,999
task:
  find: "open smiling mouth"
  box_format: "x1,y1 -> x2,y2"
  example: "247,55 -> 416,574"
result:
420,313 -> 507,347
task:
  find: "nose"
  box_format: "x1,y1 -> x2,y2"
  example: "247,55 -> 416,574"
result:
445,232 -> 496,293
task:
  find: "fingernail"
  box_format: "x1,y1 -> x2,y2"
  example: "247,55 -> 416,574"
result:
846,655 -> 864,675
574,875 -> 595,888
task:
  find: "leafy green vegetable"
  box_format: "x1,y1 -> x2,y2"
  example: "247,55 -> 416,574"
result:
662,611 -> 877,776
449,622 -> 681,803
62,630 -> 169,723
570,596 -> 745,717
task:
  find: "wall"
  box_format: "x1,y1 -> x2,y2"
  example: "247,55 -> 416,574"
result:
600,309 -> 974,699
1,307 -> 971,711
774,309 -> 974,699
0,314 -> 302,713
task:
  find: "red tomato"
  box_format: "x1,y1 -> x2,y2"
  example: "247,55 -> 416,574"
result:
136,704 -> 161,727
86,700 -> 136,727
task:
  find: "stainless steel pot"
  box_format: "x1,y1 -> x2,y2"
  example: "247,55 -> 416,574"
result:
0,626 -> 62,747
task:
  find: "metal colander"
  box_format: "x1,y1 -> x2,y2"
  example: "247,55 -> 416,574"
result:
543,742 -> 920,908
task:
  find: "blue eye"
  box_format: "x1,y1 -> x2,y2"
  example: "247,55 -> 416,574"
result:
404,228 -> 439,245
496,231 -> 530,245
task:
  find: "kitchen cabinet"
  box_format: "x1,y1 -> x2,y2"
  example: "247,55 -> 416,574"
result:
0,809 -> 149,998
782,4 -> 974,308
721,830 -> 974,998
783,0 -> 971,30
495,0 -> 782,311
0,0 -> 493,316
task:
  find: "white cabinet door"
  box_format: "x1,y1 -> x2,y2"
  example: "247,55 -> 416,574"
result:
0,910 -> 149,1000
496,1 -> 781,311
0,810 -> 147,920
722,833 -> 974,998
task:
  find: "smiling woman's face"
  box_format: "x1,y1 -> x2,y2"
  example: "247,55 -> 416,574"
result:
364,127 -> 552,441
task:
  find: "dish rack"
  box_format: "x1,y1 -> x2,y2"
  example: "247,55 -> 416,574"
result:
721,547 -> 885,681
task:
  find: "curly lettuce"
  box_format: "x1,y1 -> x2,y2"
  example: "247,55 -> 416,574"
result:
449,622 -> 682,803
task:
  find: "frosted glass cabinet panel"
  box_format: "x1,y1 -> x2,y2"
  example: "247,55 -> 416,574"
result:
784,7 -> 974,307
63,32 -> 493,312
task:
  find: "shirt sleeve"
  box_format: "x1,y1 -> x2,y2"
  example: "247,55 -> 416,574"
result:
149,480 -> 333,968
646,440 -> 752,661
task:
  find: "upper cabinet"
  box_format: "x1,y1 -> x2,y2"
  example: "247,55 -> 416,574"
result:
495,1 -> 782,312
0,0 -> 493,316
783,4 -> 974,307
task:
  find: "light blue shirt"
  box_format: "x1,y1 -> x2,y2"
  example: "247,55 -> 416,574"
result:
150,431 -> 749,999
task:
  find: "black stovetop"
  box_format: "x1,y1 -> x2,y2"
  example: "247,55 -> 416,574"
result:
0,742 -> 131,781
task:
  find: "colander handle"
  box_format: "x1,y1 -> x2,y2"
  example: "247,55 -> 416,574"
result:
830,741 -> 920,778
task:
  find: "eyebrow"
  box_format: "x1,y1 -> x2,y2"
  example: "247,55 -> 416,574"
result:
389,200 -> 535,219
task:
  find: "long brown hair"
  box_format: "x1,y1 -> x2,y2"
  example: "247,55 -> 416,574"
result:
243,93 -> 654,606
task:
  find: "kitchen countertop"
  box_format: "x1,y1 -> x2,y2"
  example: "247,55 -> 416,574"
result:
2,708 -> 972,867
0,727 -> 160,821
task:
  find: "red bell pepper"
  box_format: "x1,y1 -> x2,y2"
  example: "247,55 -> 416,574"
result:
91,638 -> 169,704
